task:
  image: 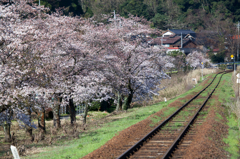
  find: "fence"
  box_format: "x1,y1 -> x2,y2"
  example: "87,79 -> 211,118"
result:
60,105 -> 67,115
76,104 -> 86,116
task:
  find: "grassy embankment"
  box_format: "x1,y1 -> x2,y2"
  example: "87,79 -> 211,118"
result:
221,71 -> 240,158
25,69 -> 217,159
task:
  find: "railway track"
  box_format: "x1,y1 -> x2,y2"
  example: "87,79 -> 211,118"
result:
116,71 -> 231,159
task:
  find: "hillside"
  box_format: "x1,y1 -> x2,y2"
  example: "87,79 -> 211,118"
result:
36,0 -> 239,31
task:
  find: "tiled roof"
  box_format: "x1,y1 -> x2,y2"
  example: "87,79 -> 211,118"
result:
169,29 -> 196,36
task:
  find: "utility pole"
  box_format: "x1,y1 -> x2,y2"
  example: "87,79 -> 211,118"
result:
114,10 -> 116,28
39,0 -> 40,6
181,32 -> 183,48
237,21 -> 240,61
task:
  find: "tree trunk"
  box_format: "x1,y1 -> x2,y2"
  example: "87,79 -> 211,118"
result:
123,82 -> 134,110
69,98 -> 76,125
115,92 -> 122,111
82,103 -> 89,125
53,94 -> 62,129
25,107 -> 34,140
123,94 -> 132,110
122,91 -> 133,110
38,108 -> 46,133
3,109 -> 12,142
3,121 -> 11,142
53,104 -> 60,129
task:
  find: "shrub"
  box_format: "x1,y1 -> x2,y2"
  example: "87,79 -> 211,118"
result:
89,101 -> 101,111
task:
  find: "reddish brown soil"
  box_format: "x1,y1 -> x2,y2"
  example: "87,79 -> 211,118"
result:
182,89 -> 230,158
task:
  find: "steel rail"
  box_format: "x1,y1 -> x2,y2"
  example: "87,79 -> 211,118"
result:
161,72 -> 227,159
117,71 -> 230,159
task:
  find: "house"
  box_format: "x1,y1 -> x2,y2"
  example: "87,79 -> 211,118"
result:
150,35 -> 180,47
162,29 -> 196,38
172,38 -> 197,48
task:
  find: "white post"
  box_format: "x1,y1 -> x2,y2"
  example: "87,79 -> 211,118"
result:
10,145 -> 20,159
201,62 -> 204,80
39,0 -> 40,6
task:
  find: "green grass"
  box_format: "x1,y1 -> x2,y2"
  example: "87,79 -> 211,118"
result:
174,122 -> 183,127
191,98 -> 205,105
25,73 -> 216,159
223,114 -> 240,159
25,101 -> 171,159
214,73 -> 240,158
199,111 -> 208,115
216,113 -> 223,120
150,116 -> 162,124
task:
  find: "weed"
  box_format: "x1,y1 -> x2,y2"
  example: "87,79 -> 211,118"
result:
149,124 -> 155,127
216,113 -> 223,120
199,111 -> 208,115
77,144 -> 83,149
174,123 -> 183,127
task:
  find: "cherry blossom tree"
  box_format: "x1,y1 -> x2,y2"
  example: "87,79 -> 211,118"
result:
0,0 -> 172,138
80,15 -> 169,111
186,51 -> 211,69
0,0 -> 52,139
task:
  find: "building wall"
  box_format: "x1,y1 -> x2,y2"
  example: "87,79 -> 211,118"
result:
162,31 -> 174,37
163,44 -> 170,47
167,49 -> 180,54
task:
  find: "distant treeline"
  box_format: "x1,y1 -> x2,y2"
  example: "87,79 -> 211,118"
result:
38,0 -> 239,30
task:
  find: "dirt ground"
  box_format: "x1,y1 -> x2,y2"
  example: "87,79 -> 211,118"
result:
0,118 -> 80,158
0,114 -> 114,159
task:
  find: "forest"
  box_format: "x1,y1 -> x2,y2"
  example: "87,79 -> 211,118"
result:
37,0 -> 240,30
